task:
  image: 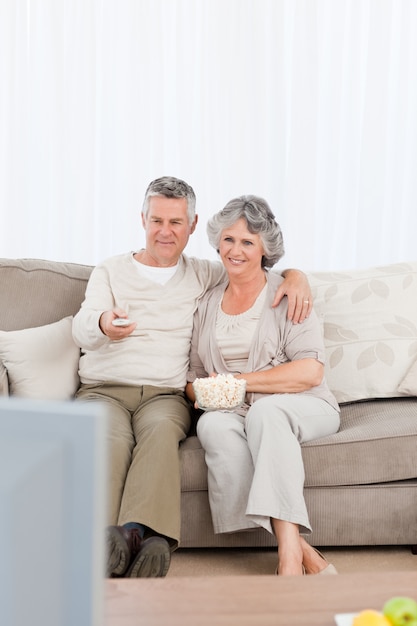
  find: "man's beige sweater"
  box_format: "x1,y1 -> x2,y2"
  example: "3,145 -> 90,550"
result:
72,252 -> 224,388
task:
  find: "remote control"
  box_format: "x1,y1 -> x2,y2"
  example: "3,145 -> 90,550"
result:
112,318 -> 132,327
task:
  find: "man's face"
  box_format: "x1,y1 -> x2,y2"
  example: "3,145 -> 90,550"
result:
141,196 -> 198,267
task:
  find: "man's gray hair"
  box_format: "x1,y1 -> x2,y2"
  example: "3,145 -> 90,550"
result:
206,195 -> 285,269
142,176 -> 196,223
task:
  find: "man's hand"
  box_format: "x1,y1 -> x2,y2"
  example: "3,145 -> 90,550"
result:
273,269 -> 313,323
99,308 -> 137,339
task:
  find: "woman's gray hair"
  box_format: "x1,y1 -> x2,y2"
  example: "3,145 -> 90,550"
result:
142,176 -> 196,224
207,195 -> 285,269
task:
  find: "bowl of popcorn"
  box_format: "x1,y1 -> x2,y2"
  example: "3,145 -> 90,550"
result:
192,374 -> 247,411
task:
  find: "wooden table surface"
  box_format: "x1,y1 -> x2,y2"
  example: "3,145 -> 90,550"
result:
105,570 -> 417,625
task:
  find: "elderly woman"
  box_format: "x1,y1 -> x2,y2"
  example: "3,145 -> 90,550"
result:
185,195 -> 340,576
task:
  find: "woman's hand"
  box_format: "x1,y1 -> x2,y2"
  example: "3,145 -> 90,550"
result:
273,269 -> 313,323
185,381 -> 196,404
185,373 -> 217,409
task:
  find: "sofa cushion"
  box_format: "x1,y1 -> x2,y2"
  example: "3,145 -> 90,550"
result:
180,398 -> 417,491
398,358 -> 417,396
0,316 -> 80,400
0,258 -> 92,331
309,262 -> 417,403
302,398 -> 417,487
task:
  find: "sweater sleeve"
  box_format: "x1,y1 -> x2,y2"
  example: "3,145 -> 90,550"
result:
72,263 -> 114,350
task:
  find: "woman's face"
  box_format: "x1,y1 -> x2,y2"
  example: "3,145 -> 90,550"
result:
219,218 -> 265,277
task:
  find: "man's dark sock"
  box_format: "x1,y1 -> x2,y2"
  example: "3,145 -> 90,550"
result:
123,522 -> 146,538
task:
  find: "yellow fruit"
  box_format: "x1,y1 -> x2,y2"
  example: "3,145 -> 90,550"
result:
352,609 -> 392,626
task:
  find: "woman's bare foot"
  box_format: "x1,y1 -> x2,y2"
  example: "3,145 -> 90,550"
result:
272,520 -> 309,576
277,559 -> 305,576
276,539 -> 304,575
300,537 -> 332,574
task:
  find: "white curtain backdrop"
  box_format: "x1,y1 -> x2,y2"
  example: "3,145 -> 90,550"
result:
1,0 -> 416,271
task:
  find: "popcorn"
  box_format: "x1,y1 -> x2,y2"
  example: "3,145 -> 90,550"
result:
192,374 -> 246,410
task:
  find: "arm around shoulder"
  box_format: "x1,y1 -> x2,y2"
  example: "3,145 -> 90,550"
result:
273,268 -> 313,323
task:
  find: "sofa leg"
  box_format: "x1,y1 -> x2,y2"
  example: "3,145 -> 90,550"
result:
411,545 -> 417,555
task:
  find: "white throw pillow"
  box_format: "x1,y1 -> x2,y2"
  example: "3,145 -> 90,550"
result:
0,316 -> 80,400
309,262 -> 417,403
398,358 -> 417,396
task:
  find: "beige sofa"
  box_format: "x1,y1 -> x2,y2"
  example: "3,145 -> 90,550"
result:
1,257 -> 416,552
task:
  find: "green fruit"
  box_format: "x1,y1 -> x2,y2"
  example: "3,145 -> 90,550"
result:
383,597 -> 417,626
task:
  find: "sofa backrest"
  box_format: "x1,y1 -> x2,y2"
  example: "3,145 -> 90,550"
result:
0,258 -> 93,331
1,257 -> 416,405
